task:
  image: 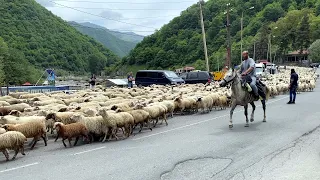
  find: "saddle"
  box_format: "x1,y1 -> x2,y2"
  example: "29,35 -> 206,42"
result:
240,76 -> 266,100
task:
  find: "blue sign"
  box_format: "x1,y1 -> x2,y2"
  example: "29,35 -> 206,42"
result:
46,69 -> 55,81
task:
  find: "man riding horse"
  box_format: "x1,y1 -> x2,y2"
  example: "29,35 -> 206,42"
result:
219,51 -> 269,128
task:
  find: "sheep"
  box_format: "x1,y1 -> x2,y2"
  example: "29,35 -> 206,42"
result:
0,107 -> 11,116
53,122 -> 90,147
0,101 -> 10,106
2,120 -> 47,150
69,114 -> 104,142
0,131 -> 27,161
98,109 -> 125,142
0,127 -> 6,135
45,112 -> 76,124
196,96 -> 213,113
120,109 -> 152,134
5,103 -> 31,112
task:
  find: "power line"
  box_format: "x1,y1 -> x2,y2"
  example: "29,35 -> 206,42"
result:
54,0 -> 196,4
47,0 -> 157,29
51,6 -> 184,10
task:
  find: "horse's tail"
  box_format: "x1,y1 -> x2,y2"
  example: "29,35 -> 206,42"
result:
265,85 -> 271,101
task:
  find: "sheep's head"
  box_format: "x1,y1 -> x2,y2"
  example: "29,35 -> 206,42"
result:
9,110 -> 21,117
45,113 -> 56,120
53,122 -> 63,131
197,97 -> 202,102
98,109 -> 108,117
70,114 -> 83,122
110,105 -> 118,111
58,107 -> 68,112
1,124 -> 13,131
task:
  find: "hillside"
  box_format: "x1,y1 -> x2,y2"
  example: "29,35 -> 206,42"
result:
123,0 -> 320,71
69,22 -> 143,57
0,0 -> 120,84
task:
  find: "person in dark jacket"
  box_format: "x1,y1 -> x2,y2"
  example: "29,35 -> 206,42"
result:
287,69 -> 298,104
89,74 -> 96,89
127,72 -> 134,88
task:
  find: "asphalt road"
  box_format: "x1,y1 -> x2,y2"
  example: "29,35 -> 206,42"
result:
1,77 -> 320,180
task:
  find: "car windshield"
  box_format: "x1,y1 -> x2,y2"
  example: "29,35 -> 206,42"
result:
164,71 -> 179,78
256,67 -> 263,73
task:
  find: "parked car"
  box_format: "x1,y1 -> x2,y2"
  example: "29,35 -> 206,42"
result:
135,70 -> 185,87
183,71 -> 213,84
310,63 -> 320,68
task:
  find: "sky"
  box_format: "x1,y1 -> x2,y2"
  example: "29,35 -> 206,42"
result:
35,0 -> 203,36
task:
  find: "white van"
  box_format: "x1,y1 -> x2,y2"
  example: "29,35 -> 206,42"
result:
255,63 -> 265,77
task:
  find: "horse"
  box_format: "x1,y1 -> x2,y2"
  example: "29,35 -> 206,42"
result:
219,68 -> 270,128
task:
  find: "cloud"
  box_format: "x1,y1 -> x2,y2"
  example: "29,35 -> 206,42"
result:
35,0 -> 201,36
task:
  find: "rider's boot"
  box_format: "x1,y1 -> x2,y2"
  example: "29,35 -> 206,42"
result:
245,83 -> 252,92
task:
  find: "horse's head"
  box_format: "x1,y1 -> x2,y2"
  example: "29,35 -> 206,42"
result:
219,68 -> 238,87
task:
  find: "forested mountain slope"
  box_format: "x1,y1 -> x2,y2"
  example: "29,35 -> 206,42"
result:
69,22 -> 143,58
123,0 -> 320,71
0,0 -> 120,84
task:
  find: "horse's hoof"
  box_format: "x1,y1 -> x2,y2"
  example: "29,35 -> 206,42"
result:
229,124 -> 233,129
245,124 -> 249,127
263,119 -> 266,122
250,119 -> 254,122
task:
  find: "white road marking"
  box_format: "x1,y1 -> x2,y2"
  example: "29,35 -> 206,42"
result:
132,96 -> 288,141
72,146 -> 106,155
0,162 -> 39,173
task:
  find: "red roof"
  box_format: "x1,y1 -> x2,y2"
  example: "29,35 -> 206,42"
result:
184,66 -> 195,70
288,50 -> 309,55
22,82 -> 31,85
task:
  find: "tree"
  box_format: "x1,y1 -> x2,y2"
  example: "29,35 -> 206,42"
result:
193,59 -> 205,71
296,13 -> 311,53
0,37 -> 7,84
309,39 -> 320,63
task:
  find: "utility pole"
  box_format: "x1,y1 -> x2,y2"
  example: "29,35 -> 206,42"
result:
240,11 -> 243,63
199,0 -> 209,72
253,41 -> 256,60
226,3 -> 231,68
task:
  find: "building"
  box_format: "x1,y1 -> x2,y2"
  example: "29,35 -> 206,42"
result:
284,50 -> 309,63
175,66 -> 195,75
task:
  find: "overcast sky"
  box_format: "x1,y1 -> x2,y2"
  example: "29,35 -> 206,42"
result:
35,0 -> 202,36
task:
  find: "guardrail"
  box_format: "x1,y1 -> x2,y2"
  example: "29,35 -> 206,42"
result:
0,85 -> 72,95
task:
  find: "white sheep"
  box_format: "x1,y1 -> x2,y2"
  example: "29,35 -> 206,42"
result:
0,131 -> 27,161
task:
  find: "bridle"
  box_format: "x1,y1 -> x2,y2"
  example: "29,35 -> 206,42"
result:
221,71 -> 240,86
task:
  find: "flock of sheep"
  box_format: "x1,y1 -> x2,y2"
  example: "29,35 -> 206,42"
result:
0,66 -> 318,161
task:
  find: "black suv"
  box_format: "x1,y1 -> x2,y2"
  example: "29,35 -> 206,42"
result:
183,71 -> 213,84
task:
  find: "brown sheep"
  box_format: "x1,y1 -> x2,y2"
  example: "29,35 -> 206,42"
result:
54,122 -> 90,147
0,107 -> 11,116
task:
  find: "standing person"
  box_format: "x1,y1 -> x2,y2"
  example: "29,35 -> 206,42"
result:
89,74 -> 96,89
127,72 -> 134,88
287,69 -> 299,104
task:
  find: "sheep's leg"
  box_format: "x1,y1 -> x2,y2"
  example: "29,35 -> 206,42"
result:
163,113 -> 168,126
146,120 -> 152,131
229,101 -> 237,129
54,134 -> 59,142
62,138 -> 67,147
12,148 -> 19,160
68,138 -> 72,147
30,136 -> 39,150
2,149 -> 9,161
261,99 -> 266,122
250,102 -> 255,122
138,123 -> 144,133
244,104 -> 249,127
101,127 -> 109,142
74,136 -> 79,146
20,145 -> 25,155
51,128 -> 54,134
42,134 -> 48,146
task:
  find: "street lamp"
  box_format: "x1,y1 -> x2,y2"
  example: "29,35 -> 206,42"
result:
240,6 -> 254,61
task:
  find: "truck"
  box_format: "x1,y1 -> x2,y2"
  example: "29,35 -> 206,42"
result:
255,63 -> 265,77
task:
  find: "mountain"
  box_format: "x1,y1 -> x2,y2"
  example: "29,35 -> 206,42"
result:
0,0 -> 120,84
123,0 -> 320,71
69,22 -> 144,57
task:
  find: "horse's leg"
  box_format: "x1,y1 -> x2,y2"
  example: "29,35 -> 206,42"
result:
250,102 -> 255,122
244,104 -> 249,127
261,99 -> 266,122
229,101 -> 237,129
